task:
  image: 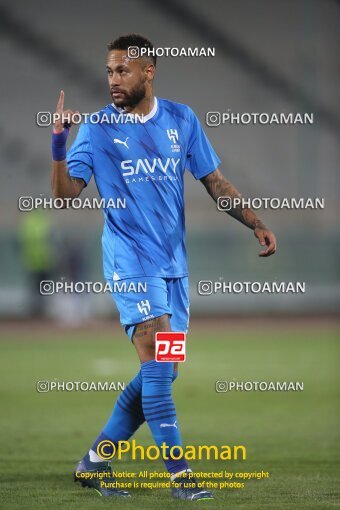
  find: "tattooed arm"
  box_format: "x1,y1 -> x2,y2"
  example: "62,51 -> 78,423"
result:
201,169 -> 276,257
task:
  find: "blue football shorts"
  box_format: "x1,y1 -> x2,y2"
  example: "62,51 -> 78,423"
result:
107,276 -> 190,341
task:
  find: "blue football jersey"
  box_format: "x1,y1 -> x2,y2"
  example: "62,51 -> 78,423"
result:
67,97 -> 220,279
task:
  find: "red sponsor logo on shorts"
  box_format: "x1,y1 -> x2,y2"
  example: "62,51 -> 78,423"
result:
155,332 -> 186,362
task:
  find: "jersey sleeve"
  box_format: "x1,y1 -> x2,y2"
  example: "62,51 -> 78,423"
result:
67,123 -> 93,186
186,109 -> 221,180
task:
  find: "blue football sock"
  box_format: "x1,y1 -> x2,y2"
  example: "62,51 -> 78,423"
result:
91,370 -> 145,456
90,367 -> 179,462
141,360 -> 188,474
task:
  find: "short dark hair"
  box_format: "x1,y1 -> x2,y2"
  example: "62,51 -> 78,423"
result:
107,34 -> 156,66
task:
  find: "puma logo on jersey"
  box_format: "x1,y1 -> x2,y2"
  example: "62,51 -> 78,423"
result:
121,157 -> 180,176
113,136 -> 129,149
160,420 -> 177,429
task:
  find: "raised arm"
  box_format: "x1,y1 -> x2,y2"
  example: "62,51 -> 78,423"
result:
51,90 -> 85,200
201,169 -> 276,257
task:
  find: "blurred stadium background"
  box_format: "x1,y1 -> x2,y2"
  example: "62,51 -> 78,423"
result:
1,2 -> 339,508
0,0 -> 339,321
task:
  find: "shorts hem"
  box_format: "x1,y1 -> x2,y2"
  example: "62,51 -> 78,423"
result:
123,311 -> 173,341
104,273 -> 189,280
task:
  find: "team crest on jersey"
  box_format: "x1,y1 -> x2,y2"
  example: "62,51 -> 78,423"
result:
137,299 -> 154,321
167,129 -> 181,153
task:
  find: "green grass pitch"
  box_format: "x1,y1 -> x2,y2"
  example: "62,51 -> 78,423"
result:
0,325 -> 339,509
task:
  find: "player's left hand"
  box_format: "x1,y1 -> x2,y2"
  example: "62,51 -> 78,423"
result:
254,227 -> 277,257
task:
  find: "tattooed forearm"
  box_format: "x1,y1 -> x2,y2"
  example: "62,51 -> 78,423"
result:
201,169 -> 266,230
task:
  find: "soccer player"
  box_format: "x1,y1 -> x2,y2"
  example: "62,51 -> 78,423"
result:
51,34 -> 276,501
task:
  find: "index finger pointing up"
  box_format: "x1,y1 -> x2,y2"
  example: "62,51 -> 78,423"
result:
56,90 -> 64,114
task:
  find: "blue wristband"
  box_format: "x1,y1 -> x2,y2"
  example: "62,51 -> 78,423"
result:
52,128 -> 69,161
